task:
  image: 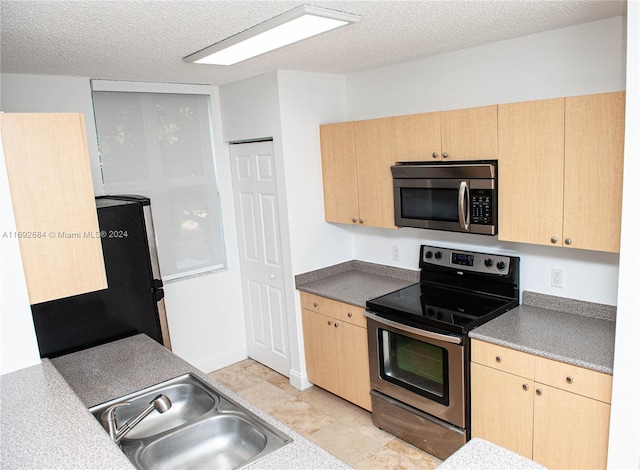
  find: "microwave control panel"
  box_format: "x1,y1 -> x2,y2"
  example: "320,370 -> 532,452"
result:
470,189 -> 494,225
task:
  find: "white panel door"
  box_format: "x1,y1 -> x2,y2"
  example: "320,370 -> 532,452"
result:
230,141 -> 290,376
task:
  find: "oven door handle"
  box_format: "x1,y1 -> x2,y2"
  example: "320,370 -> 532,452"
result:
364,311 -> 462,345
458,181 -> 470,232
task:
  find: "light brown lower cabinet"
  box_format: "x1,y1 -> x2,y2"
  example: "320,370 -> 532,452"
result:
471,340 -> 612,470
300,292 -> 372,411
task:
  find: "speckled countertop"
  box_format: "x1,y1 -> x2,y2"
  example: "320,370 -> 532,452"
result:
437,438 -> 546,470
295,260 -> 419,307
2,335 -> 350,470
296,261 -> 616,375
0,360 -> 133,469
469,291 -> 616,374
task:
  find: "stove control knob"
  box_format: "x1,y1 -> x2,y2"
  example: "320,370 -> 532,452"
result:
496,261 -> 506,271
434,251 -> 443,260
425,250 -> 433,259
427,308 -> 435,316
484,258 -> 494,268
436,311 -> 443,320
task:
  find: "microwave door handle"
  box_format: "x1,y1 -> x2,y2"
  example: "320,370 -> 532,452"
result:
458,181 -> 470,231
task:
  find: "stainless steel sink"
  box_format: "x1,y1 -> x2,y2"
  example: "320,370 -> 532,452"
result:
90,374 -> 292,470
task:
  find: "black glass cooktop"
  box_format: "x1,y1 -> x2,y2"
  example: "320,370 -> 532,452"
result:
366,282 -> 517,335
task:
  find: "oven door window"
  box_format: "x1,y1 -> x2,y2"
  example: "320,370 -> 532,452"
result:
379,329 -> 449,405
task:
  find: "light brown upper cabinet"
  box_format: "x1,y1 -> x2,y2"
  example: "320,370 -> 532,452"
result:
394,105 -> 498,162
320,117 -> 396,229
498,98 -> 566,247
563,92 -> 625,252
319,121 -> 359,225
498,92 -> 625,253
1,113 -> 107,304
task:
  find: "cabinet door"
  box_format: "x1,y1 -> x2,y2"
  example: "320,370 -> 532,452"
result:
394,112 -> 441,162
471,363 -> 534,458
498,99 -> 565,246
1,113 -> 107,304
335,321 -> 372,411
533,385 -> 611,470
564,92 -> 625,252
441,105 -> 497,161
301,309 -> 340,395
320,122 -> 360,225
354,117 -> 396,228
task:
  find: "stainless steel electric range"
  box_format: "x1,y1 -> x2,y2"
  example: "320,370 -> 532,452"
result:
365,244 -> 520,460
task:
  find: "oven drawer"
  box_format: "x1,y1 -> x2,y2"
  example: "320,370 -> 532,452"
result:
300,292 -> 366,327
535,357 -> 612,403
471,340 -> 535,379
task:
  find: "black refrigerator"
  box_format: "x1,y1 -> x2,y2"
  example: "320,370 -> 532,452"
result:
30,195 -> 169,358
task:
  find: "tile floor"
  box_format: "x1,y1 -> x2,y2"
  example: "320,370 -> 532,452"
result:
208,359 -> 443,469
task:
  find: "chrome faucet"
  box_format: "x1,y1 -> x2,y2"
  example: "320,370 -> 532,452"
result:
100,394 -> 172,445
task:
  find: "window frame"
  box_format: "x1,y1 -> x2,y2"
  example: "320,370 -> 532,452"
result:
90,80 -> 227,282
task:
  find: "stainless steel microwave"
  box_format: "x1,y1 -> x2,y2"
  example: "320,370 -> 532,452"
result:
391,161 -> 497,235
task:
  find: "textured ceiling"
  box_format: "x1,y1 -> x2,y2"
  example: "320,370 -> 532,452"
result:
0,0 -> 627,86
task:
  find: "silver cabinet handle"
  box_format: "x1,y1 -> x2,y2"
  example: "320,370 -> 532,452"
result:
432,152 -> 439,158
359,219 -> 364,224
442,152 -> 449,159
364,311 -> 462,344
522,384 -> 529,391
458,181 -> 470,232
551,237 -> 558,244
565,238 -> 572,245
352,218 -> 357,223
327,320 -> 332,325
536,388 -> 543,396
495,356 -> 503,363
313,302 -> 318,307
566,376 -> 574,384
347,312 -> 352,318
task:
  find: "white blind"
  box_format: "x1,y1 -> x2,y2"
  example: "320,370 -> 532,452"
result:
91,85 -> 226,281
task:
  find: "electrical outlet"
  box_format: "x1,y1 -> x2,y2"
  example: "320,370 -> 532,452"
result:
392,245 -> 400,261
551,268 -> 563,288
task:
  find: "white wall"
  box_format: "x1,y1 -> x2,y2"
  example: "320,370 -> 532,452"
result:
608,2 -> 640,467
1,74 -> 104,195
0,133 -> 41,375
276,70 -> 353,387
345,16 -> 626,306
0,74 -> 248,373
346,16 -> 626,119
219,70 -> 353,387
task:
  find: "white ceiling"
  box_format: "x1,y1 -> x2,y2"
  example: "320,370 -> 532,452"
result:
0,0 -> 626,86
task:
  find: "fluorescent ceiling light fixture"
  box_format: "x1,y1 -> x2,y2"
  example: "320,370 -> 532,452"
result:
184,5 -> 361,66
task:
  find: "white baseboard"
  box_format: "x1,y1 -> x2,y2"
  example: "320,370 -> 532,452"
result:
289,368 -> 313,390
192,346 -> 248,374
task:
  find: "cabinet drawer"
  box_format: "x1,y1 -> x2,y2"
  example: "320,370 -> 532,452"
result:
471,340 -> 535,379
535,357 -> 612,403
300,292 -> 366,327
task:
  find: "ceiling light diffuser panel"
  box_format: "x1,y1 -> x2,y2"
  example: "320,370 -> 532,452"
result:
184,5 -> 361,66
